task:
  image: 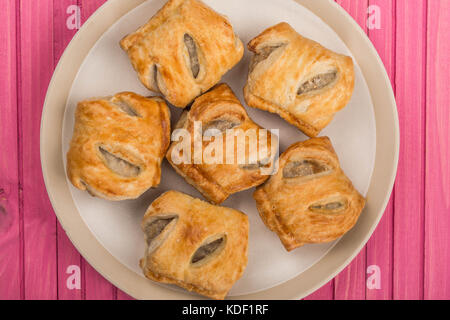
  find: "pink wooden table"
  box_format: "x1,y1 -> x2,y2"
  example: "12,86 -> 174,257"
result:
0,0 -> 448,300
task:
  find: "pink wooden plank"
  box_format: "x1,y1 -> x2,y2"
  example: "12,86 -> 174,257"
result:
80,0 -> 107,23
78,0 -> 117,300
84,263 -> 115,300
303,280 -> 334,300
336,0 -> 369,31
0,0 -> 21,300
117,291 -> 134,300
393,0 -> 427,300
424,0 -> 450,300
19,0 -> 58,300
365,0 -> 395,300
53,0 -> 83,300
334,251 -> 366,300
333,0 -> 368,300
54,0 -> 79,64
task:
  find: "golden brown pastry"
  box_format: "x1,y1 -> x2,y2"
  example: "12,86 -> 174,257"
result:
166,84 -> 278,204
254,137 -> 365,251
120,0 -> 244,108
67,92 -> 171,201
244,22 -> 355,137
140,190 -> 248,300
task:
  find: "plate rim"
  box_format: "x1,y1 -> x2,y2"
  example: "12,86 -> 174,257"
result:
40,0 -> 399,300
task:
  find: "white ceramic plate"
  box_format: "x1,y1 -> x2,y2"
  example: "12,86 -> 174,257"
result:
41,0 -> 399,300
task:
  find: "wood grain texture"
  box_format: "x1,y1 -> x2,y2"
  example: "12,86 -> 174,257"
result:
0,0 -> 21,300
84,263 -> 115,300
393,0 -> 427,300
303,280 -> 334,300
19,0 -> 58,300
53,0 -> 83,300
424,0 -> 450,300
117,291 -> 134,300
332,0 -> 368,300
80,0 -> 107,23
365,0 -> 395,300
336,0 -> 369,31
334,251 -> 367,300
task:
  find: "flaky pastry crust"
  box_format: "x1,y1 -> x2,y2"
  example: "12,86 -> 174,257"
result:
120,0 -> 244,108
254,137 -> 365,251
67,92 -> 171,200
140,190 -> 248,300
244,22 -> 355,137
166,84 -> 278,204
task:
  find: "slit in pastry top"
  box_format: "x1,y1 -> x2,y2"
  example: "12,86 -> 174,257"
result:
309,198 -> 348,214
144,216 -> 178,246
203,118 -> 241,137
98,146 -> 141,178
249,44 -> 284,73
150,65 -> 161,93
240,157 -> 271,171
191,235 -> 226,266
184,34 -> 200,79
111,100 -> 141,117
297,71 -> 338,95
283,159 -> 331,179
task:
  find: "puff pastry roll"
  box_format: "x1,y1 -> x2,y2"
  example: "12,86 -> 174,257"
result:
244,22 -> 355,137
254,137 -> 365,251
140,190 -> 248,300
120,0 -> 244,108
166,84 -> 278,204
67,92 -> 171,201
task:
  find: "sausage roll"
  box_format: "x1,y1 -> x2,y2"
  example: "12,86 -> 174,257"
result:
253,137 -> 365,251
67,92 -> 171,201
120,0 -> 244,108
166,84 -> 278,204
244,22 -> 355,137
140,190 -> 248,300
